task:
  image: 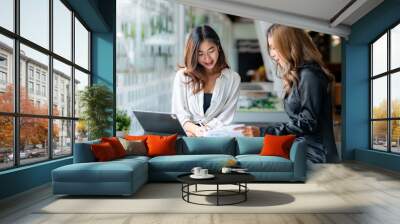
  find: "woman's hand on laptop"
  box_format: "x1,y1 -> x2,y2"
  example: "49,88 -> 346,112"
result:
194,126 -> 207,137
183,122 -> 207,137
183,122 -> 200,137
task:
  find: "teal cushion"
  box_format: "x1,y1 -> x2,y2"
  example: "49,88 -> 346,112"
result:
236,155 -> 293,172
73,139 -> 101,163
236,137 -> 263,155
148,154 -> 235,172
52,159 -> 146,183
117,155 -> 150,163
179,137 -> 235,155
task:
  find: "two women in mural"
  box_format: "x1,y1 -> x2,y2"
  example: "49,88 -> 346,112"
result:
173,24 -> 339,163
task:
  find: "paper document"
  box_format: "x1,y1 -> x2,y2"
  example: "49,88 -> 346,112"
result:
204,124 -> 245,137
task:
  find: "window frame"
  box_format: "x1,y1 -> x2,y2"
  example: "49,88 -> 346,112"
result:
0,0 -> 92,171
370,20 -> 400,154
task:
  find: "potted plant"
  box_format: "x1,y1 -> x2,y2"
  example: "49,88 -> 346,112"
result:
116,110 -> 131,137
79,84 -> 113,140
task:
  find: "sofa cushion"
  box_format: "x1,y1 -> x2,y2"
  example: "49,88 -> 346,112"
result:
52,159 -> 147,183
148,154 -> 235,172
91,142 -> 118,161
147,134 -> 177,157
236,137 -> 263,155
260,134 -> 296,159
125,135 -> 148,141
73,140 -> 100,163
236,155 -> 293,172
115,155 -> 150,163
119,138 -> 147,156
101,137 -> 127,158
179,137 -> 235,155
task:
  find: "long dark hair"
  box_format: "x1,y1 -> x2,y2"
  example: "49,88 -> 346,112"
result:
180,25 -> 229,94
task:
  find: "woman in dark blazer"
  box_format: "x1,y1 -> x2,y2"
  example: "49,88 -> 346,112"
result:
239,24 -> 339,163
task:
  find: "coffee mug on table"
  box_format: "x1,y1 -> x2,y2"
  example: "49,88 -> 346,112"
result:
199,168 -> 208,176
191,167 -> 202,176
221,167 -> 232,174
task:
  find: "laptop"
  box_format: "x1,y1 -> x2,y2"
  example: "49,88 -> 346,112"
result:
133,110 -> 187,136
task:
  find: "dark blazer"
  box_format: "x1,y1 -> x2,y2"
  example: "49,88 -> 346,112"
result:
263,62 -> 339,163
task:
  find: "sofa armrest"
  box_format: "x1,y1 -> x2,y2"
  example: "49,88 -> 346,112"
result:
289,139 -> 307,181
73,140 -> 100,163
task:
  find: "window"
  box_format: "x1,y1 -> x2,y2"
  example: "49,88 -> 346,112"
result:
0,71 -> 6,85
0,116 -> 13,170
28,81 -> 34,94
53,59 -> 72,117
0,54 -> 8,86
0,0 -> 91,170
75,18 -> 89,69
0,55 -> 7,67
0,0 -> 14,31
370,23 -> 400,154
29,67 -> 34,79
53,119 -> 72,158
0,35 -> 13,113
20,117 -> 48,164
74,69 -> 89,119
54,89 -> 58,104
20,0 -> 49,49
35,70 -> 41,81
53,0 -> 72,60
42,85 -> 46,97
36,83 -> 40,95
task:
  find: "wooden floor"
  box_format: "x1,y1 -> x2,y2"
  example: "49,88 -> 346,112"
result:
1,162 -> 400,224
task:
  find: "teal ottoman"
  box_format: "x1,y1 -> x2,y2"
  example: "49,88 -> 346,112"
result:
52,156 -> 148,196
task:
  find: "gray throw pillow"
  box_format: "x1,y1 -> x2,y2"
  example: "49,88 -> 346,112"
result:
119,138 -> 147,156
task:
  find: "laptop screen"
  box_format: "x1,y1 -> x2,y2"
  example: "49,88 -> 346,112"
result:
133,111 -> 187,136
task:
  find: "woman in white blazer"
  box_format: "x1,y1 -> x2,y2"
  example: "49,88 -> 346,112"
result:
172,25 -> 241,137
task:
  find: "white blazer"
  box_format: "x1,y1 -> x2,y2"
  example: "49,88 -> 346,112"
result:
171,68 -> 241,130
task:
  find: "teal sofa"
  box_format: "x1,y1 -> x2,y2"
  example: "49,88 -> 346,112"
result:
52,137 -> 307,196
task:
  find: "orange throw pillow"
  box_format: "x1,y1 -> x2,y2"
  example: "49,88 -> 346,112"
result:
146,134 -> 177,157
260,134 -> 296,159
91,142 -> 117,161
101,137 -> 126,158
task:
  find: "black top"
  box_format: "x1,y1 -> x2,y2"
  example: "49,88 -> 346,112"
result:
177,173 -> 255,185
261,62 -> 339,163
203,93 -> 212,113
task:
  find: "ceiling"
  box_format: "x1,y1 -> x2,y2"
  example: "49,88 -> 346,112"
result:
226,0 -> 352,22
176,0 -> 384,38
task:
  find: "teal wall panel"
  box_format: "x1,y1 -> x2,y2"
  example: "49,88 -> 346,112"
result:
343,44 -> 369,159
92,33 -> 114,87
0,158 -> 72,199
344,0 -> 400,171
355,149 -> 400,172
